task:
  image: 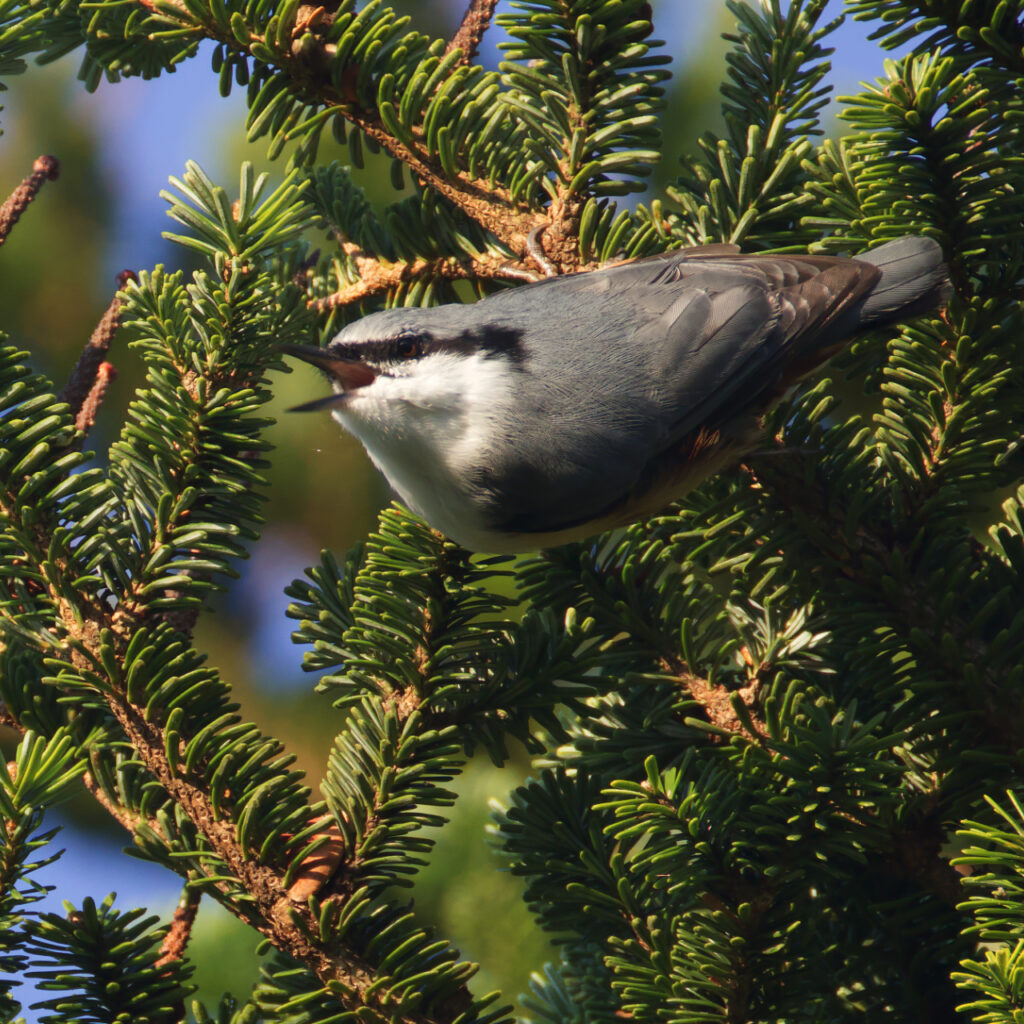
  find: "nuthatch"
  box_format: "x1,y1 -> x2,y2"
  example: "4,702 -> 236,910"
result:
284,238 -> 949,552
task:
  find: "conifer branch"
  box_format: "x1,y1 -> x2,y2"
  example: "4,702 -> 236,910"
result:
346,120 -> 544,257
71,361 -> 117,434
128,0 -> 545,258
2,701 -> 158,841
5,567 -> 458,1020
446,0 -> 499,66
86,671 -> 444,1024
79,769 -> 150,835
0,155 -> 59,246
745,459 -> 1023,755
850,0 -> 1024,74
29,508 -> 472,1022
0,295 -> 471,1023
0,1 -> 1019,1016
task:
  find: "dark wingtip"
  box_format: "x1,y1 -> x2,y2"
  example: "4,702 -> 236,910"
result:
856,236 -> 951,326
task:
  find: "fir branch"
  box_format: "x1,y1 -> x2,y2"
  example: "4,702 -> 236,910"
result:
848,0 -> 1024,73
79,768 -> 149,835
25,894 -> 196,1024
1,674 -> 161,843
337,120 -> 543,260
71,361 -> 117,435
127,0 -> 545,255
0,167 -> 488,1021
743,457 -> 1022,758
60,270 -> 136,432
445,0 -> 499,66
670,0 -> 838,248
81,671 -> 439,1024
0,155 -> 59,246
499,0 -> 667,265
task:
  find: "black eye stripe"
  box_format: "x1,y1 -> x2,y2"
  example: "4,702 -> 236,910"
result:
329,333 -> 430,364
327,325 -> 524,366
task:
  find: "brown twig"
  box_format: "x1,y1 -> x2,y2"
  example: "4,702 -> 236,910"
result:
155,887 -> 202,968
0,155 -> 59,247
309,247 -> 531,312
445,0 -> 499,66
73,362 -> 118,434
525,225 -> 558,278
61,270 -> 137,430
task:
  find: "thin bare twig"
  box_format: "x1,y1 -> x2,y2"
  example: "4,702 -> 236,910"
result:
445,0 -> 500,65
155,887 -> 202,968
73,362 -> 118,434
0,156 -> 59,247
61,270 -> 137,431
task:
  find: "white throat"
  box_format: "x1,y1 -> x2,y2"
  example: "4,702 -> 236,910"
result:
330,349 -> 515,545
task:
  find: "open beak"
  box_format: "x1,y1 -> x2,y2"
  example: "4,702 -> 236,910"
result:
279,343 -> 377,411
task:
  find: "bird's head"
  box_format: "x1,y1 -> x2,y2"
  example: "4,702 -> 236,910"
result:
282,305 -> 525,446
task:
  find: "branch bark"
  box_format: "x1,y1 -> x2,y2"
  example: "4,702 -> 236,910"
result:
446,0 -> 500,66
310,247 -> 537,313
155,887 -> 201,968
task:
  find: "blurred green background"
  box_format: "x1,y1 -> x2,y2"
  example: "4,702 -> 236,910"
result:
0,1 -> 881,1016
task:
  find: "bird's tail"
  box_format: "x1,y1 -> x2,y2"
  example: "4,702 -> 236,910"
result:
856,236 -> 951,327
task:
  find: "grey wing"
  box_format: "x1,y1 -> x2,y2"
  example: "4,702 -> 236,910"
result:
472,248 -> 880,535
641,249 -> 882,440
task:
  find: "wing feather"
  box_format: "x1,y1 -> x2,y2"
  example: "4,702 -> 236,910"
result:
469,247 -> 882,534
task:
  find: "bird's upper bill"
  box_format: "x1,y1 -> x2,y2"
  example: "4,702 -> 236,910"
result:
280,344 -> 377,411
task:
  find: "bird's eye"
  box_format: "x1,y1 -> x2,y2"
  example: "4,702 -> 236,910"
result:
394,335 -> 424,359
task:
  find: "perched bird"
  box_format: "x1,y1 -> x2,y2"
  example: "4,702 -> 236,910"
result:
283,238 -> 949,553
